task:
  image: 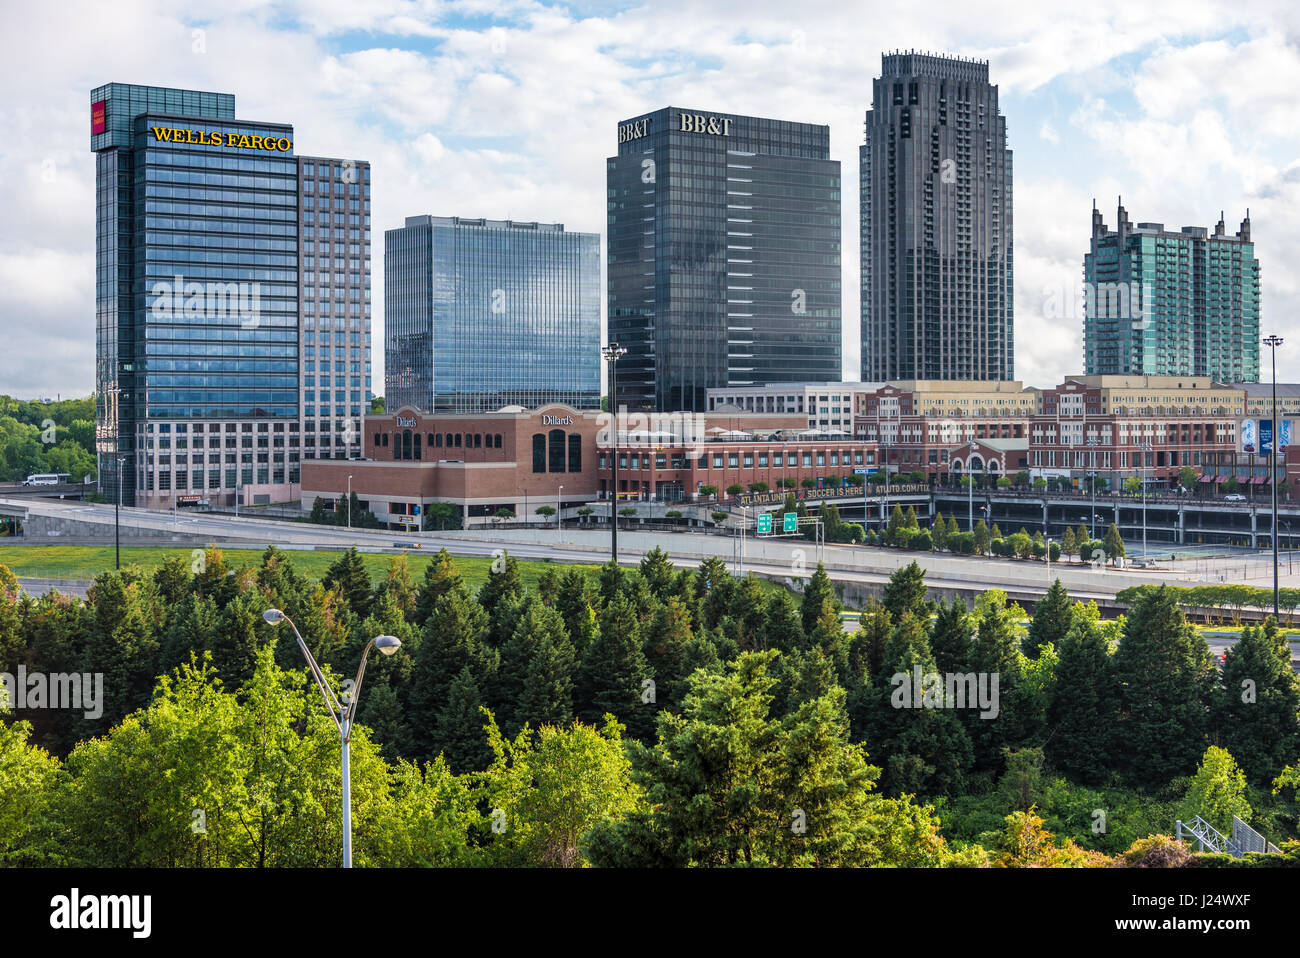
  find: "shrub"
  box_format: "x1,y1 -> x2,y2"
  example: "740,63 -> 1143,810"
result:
1120,834 -> 1195,869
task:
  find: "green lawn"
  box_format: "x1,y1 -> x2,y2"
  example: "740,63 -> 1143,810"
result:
0,544 -> 612,593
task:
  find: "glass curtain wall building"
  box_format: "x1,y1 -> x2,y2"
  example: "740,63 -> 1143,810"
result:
860,53 -> 1014,382
384,216 -> 600,413
91,82 -> 370,508
1083,201 -> 1260,382
607,107 -> 842,413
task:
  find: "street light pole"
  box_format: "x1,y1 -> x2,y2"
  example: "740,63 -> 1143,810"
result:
557,484 -> 563,532
1142,441 -> 1152,559
1265,334 -> 1284,617
115,455 -> 125,570
602,343 -> 627,564
262,609 -> 400,868
347,474 -> 352,529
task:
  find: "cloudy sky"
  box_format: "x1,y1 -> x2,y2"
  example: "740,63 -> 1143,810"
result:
3,0 -> 1299,398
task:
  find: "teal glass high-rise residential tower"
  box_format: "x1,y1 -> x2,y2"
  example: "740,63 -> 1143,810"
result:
91,83 -> 371,508
1083,201 -> 1259,382
384,216 -> 600,414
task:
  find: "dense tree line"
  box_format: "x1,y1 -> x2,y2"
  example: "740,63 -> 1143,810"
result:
3,547 -> 1300,867
0,395 -> 96,484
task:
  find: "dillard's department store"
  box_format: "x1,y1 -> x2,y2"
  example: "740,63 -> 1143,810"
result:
298,404 -> 1014,529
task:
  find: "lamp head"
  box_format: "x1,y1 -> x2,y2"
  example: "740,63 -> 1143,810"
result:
262,608 -> 285,625
374,635 -> 402,657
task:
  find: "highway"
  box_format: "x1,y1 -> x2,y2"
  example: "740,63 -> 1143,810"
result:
1,495 -> 1235,603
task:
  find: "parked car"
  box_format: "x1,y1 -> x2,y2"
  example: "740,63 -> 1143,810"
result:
1224,493 -> 1246,502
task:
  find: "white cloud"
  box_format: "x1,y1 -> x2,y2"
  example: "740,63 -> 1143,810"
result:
3,0 -> 1300,401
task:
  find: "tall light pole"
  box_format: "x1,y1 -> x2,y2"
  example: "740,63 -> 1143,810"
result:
602,343 -> 627,564
347,474 -> 353,529
965,441 -> 977,530
263,609 -> 400,868
1086,436 -> 1101,540
1265,334 -> 1284,617
1140,440 -> 1154,558
114,455 -> 125,570
557,484 -> 564,532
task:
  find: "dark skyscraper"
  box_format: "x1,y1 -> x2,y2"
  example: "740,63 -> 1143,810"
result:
860,53 -> 1013,382
607,107 -> 842,413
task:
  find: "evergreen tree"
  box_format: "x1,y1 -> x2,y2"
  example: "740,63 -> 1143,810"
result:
310,496 -> 327,524
477,551 -> 523,615
208,592 -> 265,689
642,596 -> 695,707
973,519 -> 989,556
409,584 -> 491,758
413,548 -> 462,627
434,667 -> 492,772
1045,609 -> 1120,784
638,547 -> 676,600
374,555 -> 418,623
1214,619 -> 1300,784
577,595 -> 653,740
1025,579 -> 1072,657
930,597 -> 973,675
1061,526 -> 1077,562
763,591 -> 807,654
863,612 -> 973,796
882,561 -> 929,622
1076,524 -> 1090,556
517,630 -> 577,730
696,556 -> 735,630
554,568 -> 596,650
1113,586 -> 1215,786
887,504 -> 906,545
322,547 -> 372,619
931,514 -> 950,552
1104,524 -> 1126,564
991,522 -> 1002,541
905,505 -> 919,530
800,562 -> 838,636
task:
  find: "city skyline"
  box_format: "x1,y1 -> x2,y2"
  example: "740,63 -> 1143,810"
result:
4,1 -> 1300,398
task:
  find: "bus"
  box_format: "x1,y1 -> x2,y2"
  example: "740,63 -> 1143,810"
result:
22,473 -> 68,486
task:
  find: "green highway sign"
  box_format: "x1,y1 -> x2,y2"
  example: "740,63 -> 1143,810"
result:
783,512 -> 798,533
756,513 -> 772,534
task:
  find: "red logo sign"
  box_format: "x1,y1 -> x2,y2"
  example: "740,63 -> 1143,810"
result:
91,100 -> 106,135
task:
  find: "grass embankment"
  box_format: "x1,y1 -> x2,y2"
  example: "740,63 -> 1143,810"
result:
0,545 -> 608,593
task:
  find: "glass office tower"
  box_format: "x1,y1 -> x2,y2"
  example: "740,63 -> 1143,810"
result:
860,53 -> 1014,381
607,107 -> 842,413
91,82 -> 370,508
384,216 -> 600,413
1084,201 -> 1260,382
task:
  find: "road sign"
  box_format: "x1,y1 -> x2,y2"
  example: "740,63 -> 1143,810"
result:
757,513 -> 772,534
783,512 -> 798,533
854,467 -> 875,476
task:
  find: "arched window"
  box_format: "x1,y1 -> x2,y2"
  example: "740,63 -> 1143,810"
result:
494,434 -> 502,448
532,434 -> 546,473
474,434 -> 482,449
568,433 -> 582,471
446,433 -> 453,448
414,433 -> 422,461
434,433 -> 443,448
549,429 -> 566,472
402,429 -> 413,461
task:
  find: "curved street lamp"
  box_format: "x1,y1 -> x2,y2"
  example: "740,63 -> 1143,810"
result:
602,343 -> 628,563
263,608 -> 401,867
